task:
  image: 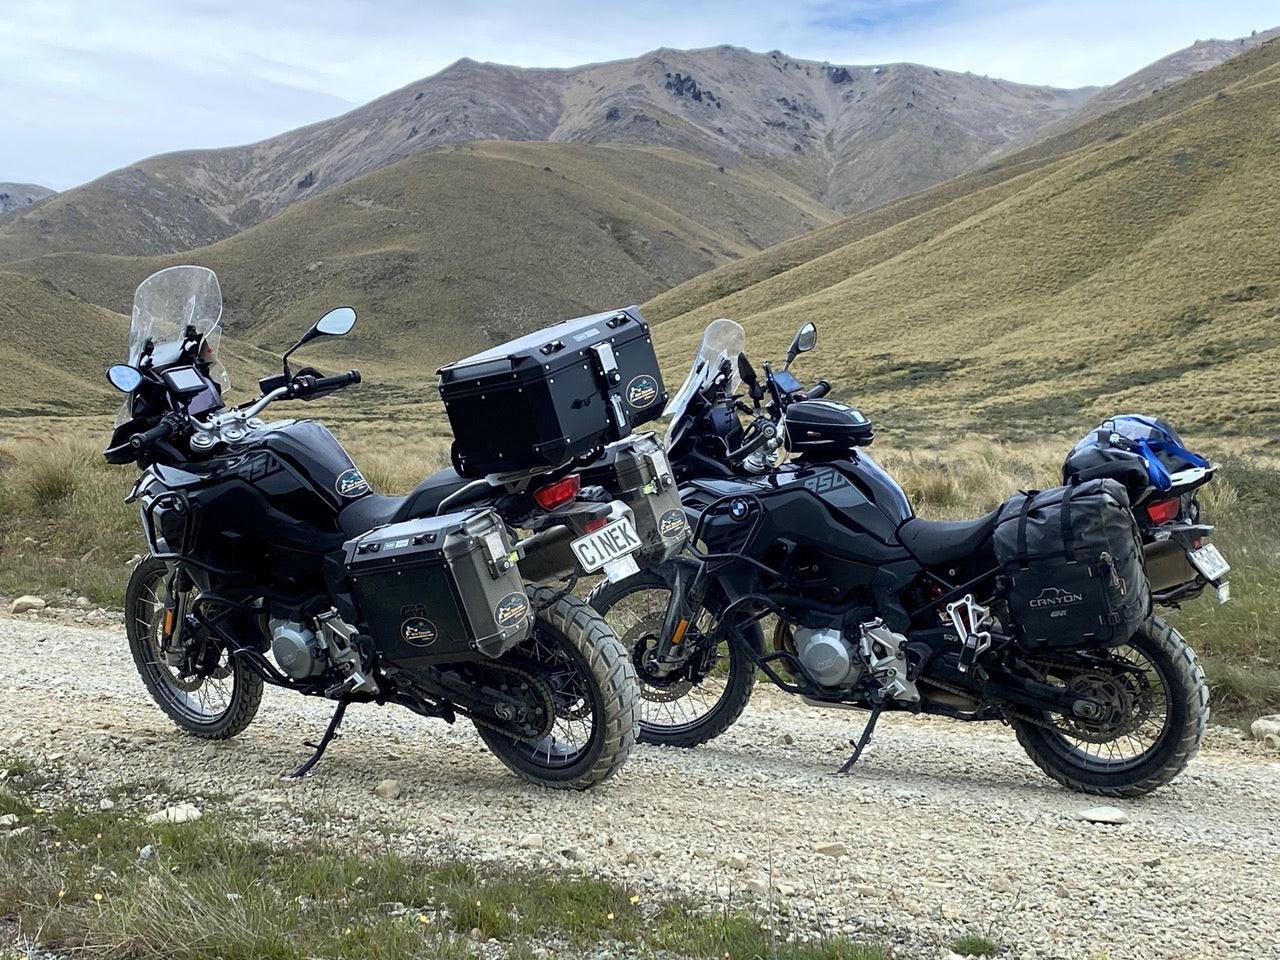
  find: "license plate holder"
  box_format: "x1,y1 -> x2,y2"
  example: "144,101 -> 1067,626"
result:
570,518 -> 641,574
1189,543 -> 1230,581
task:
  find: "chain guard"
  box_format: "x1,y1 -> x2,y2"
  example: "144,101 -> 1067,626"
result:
456,661 -> 558,743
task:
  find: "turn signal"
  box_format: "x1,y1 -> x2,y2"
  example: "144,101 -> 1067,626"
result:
532,473 -> 580,511
1146,497 -> 1180,525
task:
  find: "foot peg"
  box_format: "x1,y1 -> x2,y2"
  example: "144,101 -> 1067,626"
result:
946,595 -> 993,674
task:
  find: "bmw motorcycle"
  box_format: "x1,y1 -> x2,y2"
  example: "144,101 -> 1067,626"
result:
590,320 -> 1213,796
105,266 -> 640,790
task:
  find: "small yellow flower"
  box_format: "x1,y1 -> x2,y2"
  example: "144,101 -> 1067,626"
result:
93,893 -> 103,903
606,912 -> 615,921
343,928 -> 352,935
54,841 -> 62,849
417,914 -> 431,925
57,890 -> 66,899
629,895 -> 640,905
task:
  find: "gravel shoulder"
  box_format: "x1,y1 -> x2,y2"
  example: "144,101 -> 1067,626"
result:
1,614 -> 1277,960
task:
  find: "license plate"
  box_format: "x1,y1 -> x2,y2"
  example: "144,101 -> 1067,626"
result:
1189,543 -> 1230,581
570,518 -> 641,574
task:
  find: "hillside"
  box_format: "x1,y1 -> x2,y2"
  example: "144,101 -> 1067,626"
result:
0,183 -> 54,220
0,46 -> 1090,263
645,40 -> 1280,441
2,142 -> 834,391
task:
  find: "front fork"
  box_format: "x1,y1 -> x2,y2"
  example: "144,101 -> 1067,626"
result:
651,561 -> 710,678
159,566 -> 193,667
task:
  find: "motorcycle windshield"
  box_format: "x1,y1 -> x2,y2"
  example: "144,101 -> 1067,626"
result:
118,266 -> 229,424
663,319 -> 745,445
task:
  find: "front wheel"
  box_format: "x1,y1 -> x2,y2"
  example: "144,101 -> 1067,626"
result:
475,589 -> 639,790
125,556 -> 263,739
1012,617 -> 1208,798
588,569 -> 758,748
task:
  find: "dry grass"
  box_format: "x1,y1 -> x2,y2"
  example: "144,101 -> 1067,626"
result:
646,40 -> 1280,442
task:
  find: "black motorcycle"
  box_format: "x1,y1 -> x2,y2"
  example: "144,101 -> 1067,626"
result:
590,320 -> 1213,797
105,266 -> 640,790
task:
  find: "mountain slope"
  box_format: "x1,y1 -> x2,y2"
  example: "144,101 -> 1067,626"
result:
647,40 -> 1280,440
0,46 -> 1089,263
5,142 -> 835,373
0,183 -> 54,220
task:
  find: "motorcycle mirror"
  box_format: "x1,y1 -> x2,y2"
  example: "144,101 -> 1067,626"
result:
785,322 -> 817,366
283,306 -> 358,372
315,306 -> 357,337
737,352 -> 759,386
106,364 -> 143,393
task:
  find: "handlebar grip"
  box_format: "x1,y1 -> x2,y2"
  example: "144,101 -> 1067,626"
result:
804,379 -> 831,400
313,370 -> 361,391
130,418 -> 175,450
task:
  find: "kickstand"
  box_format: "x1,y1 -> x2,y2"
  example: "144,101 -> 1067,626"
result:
283,698 -> 349,780
836,700 -> 884,775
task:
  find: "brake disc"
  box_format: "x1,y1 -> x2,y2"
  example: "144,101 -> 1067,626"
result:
1041,660 -> 1154,743
624,613 -> 713,703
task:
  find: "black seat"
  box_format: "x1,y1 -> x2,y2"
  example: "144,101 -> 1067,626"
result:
897,505 -> 1003,566
337,467 -> 478,538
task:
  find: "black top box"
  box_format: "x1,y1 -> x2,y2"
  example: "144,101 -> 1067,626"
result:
437,306 -> 667,478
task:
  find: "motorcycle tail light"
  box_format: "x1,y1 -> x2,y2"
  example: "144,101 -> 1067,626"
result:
1146,497 -> 1181,525
582,515 -> 611,533
532,473 -> 580,511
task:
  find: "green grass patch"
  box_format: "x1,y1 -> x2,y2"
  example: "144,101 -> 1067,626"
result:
0,771 -> 888,960
951,932 -> 1000,956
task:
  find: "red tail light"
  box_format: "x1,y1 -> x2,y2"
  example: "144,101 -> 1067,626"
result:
583,516 -> 610,533
532,474 -> 580,511
1146,497 -> 1180,525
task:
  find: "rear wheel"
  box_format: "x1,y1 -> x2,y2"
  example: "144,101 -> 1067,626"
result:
475,589 -> 638,790
589,570 -> 757,748
125,556 -> 263,740
1012,617 -> 1208,797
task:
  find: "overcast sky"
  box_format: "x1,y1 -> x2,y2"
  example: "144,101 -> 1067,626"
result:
2,0 -> 1275,190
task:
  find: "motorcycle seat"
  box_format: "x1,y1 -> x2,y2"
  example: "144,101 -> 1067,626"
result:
337,466 -> 479,538
898,505 -> 1003,566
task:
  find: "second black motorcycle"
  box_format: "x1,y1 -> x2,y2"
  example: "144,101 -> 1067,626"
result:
590,320 -> 1215,797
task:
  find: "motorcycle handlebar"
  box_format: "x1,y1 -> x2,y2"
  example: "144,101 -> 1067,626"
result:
293,370 -> 361,398
130,417 -> 175,450
804,379 -> 831,400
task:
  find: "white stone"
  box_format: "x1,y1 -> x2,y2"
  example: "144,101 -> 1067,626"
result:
98,798 -> 115,811
744,876 -> 770,895
811,841 -> 848,858
726,852 -> 750,871
1076,805 -> 1129,825
1251,715 -> 1280,740
518,833 -> 545,850
145,803 -> 202,825
9,596 -> 45,614
0,813 -> 19,828
374,779 -> 403,800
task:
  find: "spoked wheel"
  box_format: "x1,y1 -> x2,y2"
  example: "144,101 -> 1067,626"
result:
125,556 -> 263,739
474,589 -> 638,790
589,569 -> 758,748
1012,617 -> 1208,797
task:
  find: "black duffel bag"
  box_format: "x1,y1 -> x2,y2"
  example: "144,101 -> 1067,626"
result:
993,478 -> 1150,649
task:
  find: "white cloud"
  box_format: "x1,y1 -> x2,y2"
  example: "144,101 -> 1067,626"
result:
1,0 -> 1275,189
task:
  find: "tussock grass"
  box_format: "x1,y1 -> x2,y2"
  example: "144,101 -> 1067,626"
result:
0,425 -> 1273,715
0,768 -> 885,960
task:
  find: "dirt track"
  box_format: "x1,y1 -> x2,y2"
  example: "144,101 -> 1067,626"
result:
1,614 -> 1277,960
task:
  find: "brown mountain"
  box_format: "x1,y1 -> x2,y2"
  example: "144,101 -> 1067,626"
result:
0,46 -> 1091,263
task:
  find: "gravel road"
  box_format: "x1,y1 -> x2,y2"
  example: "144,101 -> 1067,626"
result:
1,613 -> 1276,960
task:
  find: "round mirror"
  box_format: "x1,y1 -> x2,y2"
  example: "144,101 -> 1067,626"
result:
793,322 -> 817,353
316,306 -> 357,337
107,364 -> 143,393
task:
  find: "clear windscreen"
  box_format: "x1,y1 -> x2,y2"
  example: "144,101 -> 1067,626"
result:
117,266 -> 229,425
662,319 -> 745,441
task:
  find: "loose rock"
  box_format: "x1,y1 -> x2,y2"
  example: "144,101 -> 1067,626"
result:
98,798 -> 115,811
374,779 -> 403,800
812,841 -> 848,858
9,596 -> 45,614
145,803 -> 202,825
1076,805 -> 1129,825
1250,715 -> 1280,740
518,833 -> 545,850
